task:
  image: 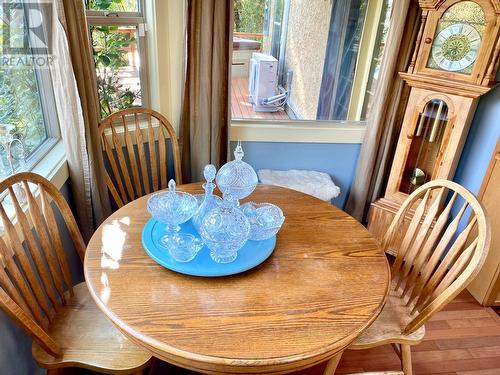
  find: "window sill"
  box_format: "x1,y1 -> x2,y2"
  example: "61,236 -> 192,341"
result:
230,120 -> 366,144
31,140 -> 69,190
0,141 -> 68,234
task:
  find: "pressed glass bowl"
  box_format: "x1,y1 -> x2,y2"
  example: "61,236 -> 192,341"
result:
200,200 -> 251,263
240,202 -> 285,241
160,233 -> 203,263
146,190 -> 198,232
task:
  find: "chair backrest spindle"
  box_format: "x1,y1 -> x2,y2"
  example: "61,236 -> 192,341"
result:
0,172 -> 86,357
382,180 -> 490,335
99,108 -> 182,208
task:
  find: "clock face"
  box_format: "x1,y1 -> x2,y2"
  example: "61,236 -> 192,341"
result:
431,23 -> 481,72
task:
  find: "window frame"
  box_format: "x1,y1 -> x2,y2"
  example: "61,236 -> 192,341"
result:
1,2 -> 61,173
230,0 -> 392,143
25,67 -> 61,171
85,0 -> 151,118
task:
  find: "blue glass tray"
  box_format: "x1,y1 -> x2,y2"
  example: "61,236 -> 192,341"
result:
141,219 -> 276,277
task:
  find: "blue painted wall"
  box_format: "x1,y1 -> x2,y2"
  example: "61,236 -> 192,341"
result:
234,141 -> 361,207
453,77 -> 500,194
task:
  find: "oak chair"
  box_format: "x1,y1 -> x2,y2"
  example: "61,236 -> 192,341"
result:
0,172 -> 152,374
327,180 -> 490,375
99,108 -> 182,208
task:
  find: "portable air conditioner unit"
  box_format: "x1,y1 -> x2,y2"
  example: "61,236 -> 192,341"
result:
248,53 -> 287,112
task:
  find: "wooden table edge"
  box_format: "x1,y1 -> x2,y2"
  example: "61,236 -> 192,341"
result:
83,184 -> 391,374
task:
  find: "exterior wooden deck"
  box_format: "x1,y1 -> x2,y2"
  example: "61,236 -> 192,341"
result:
231,77 -> 289,120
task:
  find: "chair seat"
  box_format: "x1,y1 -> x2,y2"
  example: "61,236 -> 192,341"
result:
350,286 -> 426,349
32,282 -> 152,374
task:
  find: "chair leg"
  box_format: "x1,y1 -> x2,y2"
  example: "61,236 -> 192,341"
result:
323,351 -> 344,375
401,344 -> 412,375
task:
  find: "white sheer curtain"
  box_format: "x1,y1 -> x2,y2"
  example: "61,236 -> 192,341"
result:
49,19 -> 94,241
345,0 -> 421,222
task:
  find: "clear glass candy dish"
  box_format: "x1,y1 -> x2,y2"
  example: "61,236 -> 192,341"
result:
216,141 -> 258,204
147,180 -> 201,262
200,194 -> 250,263
240,202 -> 285,241
160,234 -> 203,263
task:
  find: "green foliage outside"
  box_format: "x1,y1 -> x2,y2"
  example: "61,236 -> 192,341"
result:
87,0 -> 138,12
0,69 -> 47,155
91,25 -> 140,118
88,0 -> 140,118
234,0 -> 266,35
0,13 -> 47,160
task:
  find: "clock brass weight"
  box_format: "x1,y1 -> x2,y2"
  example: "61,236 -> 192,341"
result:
367,0 -> 500,256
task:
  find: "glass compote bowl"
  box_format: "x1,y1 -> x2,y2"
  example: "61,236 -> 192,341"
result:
147,180 -> 202,262
216,141 -> 258,205
241,202 -> 285,241
200,193 -> 250,263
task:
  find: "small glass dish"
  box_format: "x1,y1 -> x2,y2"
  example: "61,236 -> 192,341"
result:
240,202 -> 285,241
160,234 -> 204,263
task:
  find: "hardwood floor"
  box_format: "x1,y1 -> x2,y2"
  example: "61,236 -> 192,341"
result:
293,290 -> 500,375
52,291 -> 500,375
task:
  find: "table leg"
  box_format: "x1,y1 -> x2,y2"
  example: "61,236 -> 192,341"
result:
323,350 -> 344,375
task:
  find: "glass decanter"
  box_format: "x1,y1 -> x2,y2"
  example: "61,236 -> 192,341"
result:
192,164 -> 222,234
215,141 -> 258,205
199,193 -> 250,263
147,180 -> 202,262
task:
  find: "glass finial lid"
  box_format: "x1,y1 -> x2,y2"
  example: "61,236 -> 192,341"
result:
215,141 -> 258,202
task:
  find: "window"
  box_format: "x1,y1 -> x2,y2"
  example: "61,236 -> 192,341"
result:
85,0 -> 149,118
231,0 -> 393,123
0,1 -> 59,178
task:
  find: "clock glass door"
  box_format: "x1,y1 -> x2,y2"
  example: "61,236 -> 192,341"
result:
399,99 -> 449,195
426,1 -> 486,74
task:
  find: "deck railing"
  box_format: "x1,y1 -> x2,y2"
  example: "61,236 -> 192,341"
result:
233,32 -> 264,41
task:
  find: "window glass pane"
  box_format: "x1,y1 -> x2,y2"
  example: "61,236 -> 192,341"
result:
90,25 -> 142,118
0,68 -> 48,163
86,0 -> 139,12
361,0 -> 393,119
231,0 -> 393,122
0,3 -> 50,175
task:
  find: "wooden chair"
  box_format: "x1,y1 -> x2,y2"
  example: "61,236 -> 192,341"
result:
99,108 -> 182,208
328,180 -> 490,375
0,172 -> 152,374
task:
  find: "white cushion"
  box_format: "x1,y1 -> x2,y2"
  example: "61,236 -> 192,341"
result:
257,169 -> 340,202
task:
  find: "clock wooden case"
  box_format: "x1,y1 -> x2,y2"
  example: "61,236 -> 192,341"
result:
368,0 -> 500,255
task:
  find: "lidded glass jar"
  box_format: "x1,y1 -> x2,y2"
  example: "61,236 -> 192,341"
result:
199,193 -> 250,263
192,164 -> 222,234
215,141 -> 257,204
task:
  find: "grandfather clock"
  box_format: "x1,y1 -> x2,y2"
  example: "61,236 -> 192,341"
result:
368,0 -> 500,255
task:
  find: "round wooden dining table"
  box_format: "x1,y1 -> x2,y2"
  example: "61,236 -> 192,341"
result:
84,184 -> 390,375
